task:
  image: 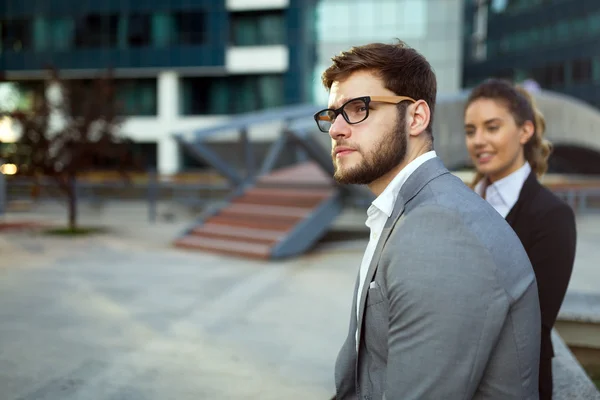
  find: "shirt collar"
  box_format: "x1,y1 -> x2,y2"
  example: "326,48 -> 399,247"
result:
371,151 -> 437,218
475,162 -> 531,211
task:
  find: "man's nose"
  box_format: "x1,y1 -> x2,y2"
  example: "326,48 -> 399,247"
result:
329,114 -> 351,140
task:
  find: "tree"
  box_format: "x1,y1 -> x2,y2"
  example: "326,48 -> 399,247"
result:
0,69 -> 139,231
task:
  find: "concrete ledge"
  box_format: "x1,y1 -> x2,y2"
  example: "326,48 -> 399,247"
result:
559,292 -> 600,324
552,330 -> 600,399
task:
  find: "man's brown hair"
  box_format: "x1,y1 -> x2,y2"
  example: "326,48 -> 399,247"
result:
321,40 -> 437,135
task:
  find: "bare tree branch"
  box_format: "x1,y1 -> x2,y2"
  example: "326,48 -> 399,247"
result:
1,67 -> 141,230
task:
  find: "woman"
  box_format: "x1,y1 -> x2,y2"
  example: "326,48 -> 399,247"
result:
464,78 -> 577,399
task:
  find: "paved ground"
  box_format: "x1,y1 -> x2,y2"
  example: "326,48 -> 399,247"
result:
0,201 -> 599,399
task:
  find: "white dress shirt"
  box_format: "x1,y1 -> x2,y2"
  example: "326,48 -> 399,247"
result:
355,150 -> 437,348
474,162 -> 531,218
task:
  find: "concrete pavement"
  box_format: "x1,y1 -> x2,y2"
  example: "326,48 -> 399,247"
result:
1,202 -> 599,399
0,226 -> 361,399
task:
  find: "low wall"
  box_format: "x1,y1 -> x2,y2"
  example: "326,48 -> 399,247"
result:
552,330 -> 600,399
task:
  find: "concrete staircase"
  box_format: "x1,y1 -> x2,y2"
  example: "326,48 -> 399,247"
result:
174,162 -> 342,259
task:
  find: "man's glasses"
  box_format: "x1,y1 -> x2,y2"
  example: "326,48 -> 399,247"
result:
313,95 -> 416,133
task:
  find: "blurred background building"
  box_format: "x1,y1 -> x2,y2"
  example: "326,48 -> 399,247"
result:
0,0 -> 317,175
463,0 -> 600,109
2,0 -> 600,175
313,0 -> 464,105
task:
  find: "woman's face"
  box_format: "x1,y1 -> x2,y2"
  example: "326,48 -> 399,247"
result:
464,98 -> 534,182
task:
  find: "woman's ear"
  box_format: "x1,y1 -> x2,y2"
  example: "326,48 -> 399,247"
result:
519,120 -> 535,145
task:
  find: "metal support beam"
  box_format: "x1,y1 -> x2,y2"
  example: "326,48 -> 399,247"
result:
258,132 -> 288,177
148,168 -> 158,223
173,134 -> 243,187
285,129 -> 334,176
240,128 -> 255,180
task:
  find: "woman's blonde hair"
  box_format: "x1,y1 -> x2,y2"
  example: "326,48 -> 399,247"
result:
465,78 -> 552,188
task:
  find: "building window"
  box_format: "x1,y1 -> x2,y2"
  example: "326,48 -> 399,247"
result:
593,57 -> 600,83
317,0 -> 426,44
0,19 -> 32,52
47,18 -> 74,50
174,11 -> 206,45
572,58 -> 592,84
127,14 -> 151,47
74,14 -> 119,48
117,79 -> 157,116
65,78 -> 157,116
181,74 -> 284,115
588,11 -> 600,35
531,63 -> 565,88
230,10 -> 286,46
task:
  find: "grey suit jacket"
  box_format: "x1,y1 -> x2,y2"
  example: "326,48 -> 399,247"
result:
334,157 -> 541,400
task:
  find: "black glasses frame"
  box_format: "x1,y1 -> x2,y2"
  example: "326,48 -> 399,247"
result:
313,95 -> 416,133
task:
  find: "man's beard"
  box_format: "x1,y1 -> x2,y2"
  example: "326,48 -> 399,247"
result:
332,120 -> 407,185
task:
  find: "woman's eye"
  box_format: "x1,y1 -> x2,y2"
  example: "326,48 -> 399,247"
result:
487,126 -> 499,132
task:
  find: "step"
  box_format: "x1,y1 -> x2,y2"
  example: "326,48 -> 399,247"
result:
191,224 -> 284,245
174,236 -> 272,259
218,208 -> 305,224
256,162 -> 333,186
225,203 -> 312,218
208,215 -> 296,231
246,187 -> 335,199
233,197 -> 323,208
234,188 -> 334,207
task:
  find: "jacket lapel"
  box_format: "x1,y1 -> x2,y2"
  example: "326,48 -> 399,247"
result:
505,170 -> 538,225
355,207 -> 403,349
355,157 -> 449,351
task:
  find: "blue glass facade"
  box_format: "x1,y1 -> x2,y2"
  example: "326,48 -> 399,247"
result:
463,0 -> 600,109
1,0 -> 318,110
0,0 -> 228,71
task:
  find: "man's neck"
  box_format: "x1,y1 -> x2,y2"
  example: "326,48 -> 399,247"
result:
368,143 -> 432,197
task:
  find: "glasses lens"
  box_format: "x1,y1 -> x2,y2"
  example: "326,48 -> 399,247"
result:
316,110 -> 335,132
342,98 -> 368,124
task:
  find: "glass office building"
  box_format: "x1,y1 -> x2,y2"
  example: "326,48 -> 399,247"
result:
313,0 -> 465,105
463,0 -> 600,109
0,0 -> 317,174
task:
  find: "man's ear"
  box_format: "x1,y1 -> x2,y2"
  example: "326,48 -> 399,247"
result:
407,100 -> 431,137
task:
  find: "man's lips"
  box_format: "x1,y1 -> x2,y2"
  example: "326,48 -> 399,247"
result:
334,147 -> 357,157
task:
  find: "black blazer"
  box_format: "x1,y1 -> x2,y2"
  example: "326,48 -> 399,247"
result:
505,171 -> 577,399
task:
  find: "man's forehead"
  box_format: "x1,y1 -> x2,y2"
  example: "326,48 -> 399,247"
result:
327,94 -> 354,109
328,72 -> 385,107
328,84 -> 363,108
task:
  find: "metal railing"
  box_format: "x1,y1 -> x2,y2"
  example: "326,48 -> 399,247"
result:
0,159 -> 5,217
553,187 -> 600,214
2,174 -> 232,222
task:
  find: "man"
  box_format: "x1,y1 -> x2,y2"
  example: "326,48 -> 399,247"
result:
314,41 -> 541,399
